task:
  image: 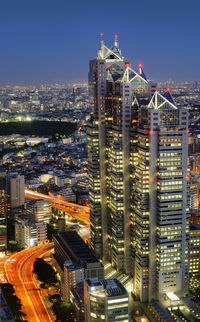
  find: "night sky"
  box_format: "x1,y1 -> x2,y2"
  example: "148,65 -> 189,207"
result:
1,0 -> 200,85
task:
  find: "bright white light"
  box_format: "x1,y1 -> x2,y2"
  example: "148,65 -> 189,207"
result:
166,292 -> 179,301
30,238 -> 35,247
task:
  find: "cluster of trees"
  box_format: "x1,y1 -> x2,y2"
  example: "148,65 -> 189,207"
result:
0,120 -> 77,136
33,258 -> 58,287
33,258 -> 75,321
47,216 -> 58,241
7,241 -> 23,253
1,283 -> 26,322
49,294 -> 74,322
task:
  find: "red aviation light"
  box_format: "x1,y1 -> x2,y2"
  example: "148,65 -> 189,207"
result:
138,63 -> 143,68
125,62 -> 130,67
166,87 -> 171,92
114,34 -> 118,38
100,32 -> 104,37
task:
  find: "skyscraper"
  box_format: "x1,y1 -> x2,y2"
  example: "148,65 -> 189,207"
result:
134,91 -> 189,301
0,172 -> 8,251
88,34 -> 149,272
88,35 -> 189,302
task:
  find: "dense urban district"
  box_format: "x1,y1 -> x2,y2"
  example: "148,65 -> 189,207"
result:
1,37 -> 200,322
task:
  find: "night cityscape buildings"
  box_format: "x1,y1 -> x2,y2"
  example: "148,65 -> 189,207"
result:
0,30 -> 200,321
88,35 -> 190,302
0,172 -> 7,250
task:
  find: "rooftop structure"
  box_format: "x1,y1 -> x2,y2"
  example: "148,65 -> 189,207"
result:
84,277 -> 129,321
53,230 -> 104,279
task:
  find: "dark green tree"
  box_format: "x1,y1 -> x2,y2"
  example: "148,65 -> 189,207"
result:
33,258 -> 58,287
1,283 -> 27,321
51,300 -> 74,322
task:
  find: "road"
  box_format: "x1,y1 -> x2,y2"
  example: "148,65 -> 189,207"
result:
5,244 -> 54,322
25,188 -> 90,225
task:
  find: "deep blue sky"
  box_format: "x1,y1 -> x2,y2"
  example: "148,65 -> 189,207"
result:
1,0 -> 200,85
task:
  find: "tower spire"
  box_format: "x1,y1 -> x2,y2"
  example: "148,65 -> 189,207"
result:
100,32 -> 104,48
137,63 -> 147,81
114,34 -> 119,48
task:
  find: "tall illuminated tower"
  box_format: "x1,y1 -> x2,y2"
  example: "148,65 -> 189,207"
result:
134,90 -> 189,301
0,172 -> 8,251
88,35 -> 189,302
88,34 -> 149,273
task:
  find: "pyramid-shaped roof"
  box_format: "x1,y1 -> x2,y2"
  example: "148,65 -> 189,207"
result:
148,91 -> 177,110
162,89 -> 175,105
122,66 -> 148,84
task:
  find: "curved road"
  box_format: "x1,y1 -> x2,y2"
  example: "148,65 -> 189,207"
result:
25,188 -> 90,225
5,244 -> 53,322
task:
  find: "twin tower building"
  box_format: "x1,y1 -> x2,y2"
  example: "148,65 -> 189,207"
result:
88,34 -> 190,302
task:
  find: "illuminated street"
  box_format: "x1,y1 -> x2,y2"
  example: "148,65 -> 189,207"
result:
25,188 -> 90,225
4,245 -> 54,322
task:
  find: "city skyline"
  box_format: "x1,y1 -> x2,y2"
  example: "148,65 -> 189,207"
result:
88,36 -> 190,302
1,0 -> 200,85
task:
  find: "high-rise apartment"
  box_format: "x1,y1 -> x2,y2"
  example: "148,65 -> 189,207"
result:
88,35 -> 189,302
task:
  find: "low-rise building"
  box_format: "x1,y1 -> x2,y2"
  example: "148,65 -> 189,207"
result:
61,260 -> 84,301
27,199 -> 52,224
15,219 -> 47,248
53,230 -> 104,279
84,278 -> 129,322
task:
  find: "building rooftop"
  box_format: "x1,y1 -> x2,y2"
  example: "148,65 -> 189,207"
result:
85,278 -> 128,297
149,299 -> 173,322
55,230 -> 99,264
64,260 -> 83,272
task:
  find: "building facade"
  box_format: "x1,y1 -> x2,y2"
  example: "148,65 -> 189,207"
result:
84,278 -> 129,322
189,224 -> 200,275
88,35 -> 190,302
0,172 -> 7,251
62,260 -> 84,301
15,219 -> 47,248
27,199 -> 52,224
10,174 -> 25,208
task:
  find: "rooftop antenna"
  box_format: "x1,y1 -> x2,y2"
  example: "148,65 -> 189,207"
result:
100,32 -> 104,48
114,34 -> 119,48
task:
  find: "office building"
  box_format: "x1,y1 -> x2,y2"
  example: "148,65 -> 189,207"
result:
27,199 -> 52,224
84,278 -> 129,322
88,34 -> 150,272
62,260 -> 84,301
70,282 -> 84,322
0,172 -> 8,251
15,218 -> 47,248
9,174 -> 25,208
189,224 -> 200,275
53,230 -> 104,279
88,35 -> 190,302
134,91 -> 189,301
